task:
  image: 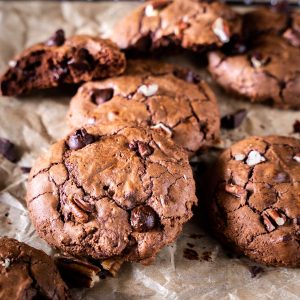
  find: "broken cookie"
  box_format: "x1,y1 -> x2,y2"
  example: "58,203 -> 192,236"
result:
111,0 -> 242,53
208,136 -> 300,267
67,59 -> 220,156
0,29 -> 126,96
0,237 -> 69,300
26,124 -> 197,265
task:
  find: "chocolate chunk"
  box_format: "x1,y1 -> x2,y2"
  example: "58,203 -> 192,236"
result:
273,172 -> 289,183
183,248 -> 199,260
0,137 -> 19,162
68,48 -> 94,71
221,109 -> 247,129
90,88 -> 114,105
173,68 -> 201,84
129,141 -> 154,158
130,205 -> 157,232
67,129 -> 95,150
46,29 -> 65,47
201,251 -> 212,262
249,265 -> 264,278
293,120 -> 300,133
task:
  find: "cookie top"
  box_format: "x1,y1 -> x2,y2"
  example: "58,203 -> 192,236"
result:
208,136 -> 300,267
0,237 -> 69,300
244,7 -> 300,47
67,60 -> 220,156
208,34 -> 300,109
0,29 -> 126,96
26,125 -> 197,265
111,0 -> 242,52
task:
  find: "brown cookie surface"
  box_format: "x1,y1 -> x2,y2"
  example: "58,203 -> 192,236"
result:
208,136 -> 300,267
208,34 -> 300,109
26,125 -> 197,265
111,0 -> 242,52
67,60 -> 220,156
0,237 -> 69,300
0,30 -> 126,96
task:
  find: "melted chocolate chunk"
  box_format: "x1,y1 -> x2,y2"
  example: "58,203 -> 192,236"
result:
90,88 -> 114,105
221,109 -> 247,129
46,29 -> 66,47
68,48 -> 94,72
67,129 -> 95,150
130,205 -> 157,232
0,137 -> 19,162
183,248 -> 199,260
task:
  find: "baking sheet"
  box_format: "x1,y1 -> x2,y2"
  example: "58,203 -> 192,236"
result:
0,1 -> 299,299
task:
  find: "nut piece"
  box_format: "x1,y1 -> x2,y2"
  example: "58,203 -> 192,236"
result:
293,153 -> 300,163
137,84 -> 158,97
101,257 -> 124,277
262,209 -> 286,232
54,254 -> 101,288
246,150 -> 266,166
212,18 -> 230,43
151,123 -> 173,137
225,184 -> 247,202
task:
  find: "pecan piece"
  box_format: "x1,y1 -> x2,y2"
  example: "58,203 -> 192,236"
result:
73,195 -> 94,213
54,254 -> 101,288
262,208 -> 286,232
225,184 -> 247,204
68,195 -> 89,223
101,257 -> 124,277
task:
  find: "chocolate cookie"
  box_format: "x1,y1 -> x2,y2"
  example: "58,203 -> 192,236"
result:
111,0 -> 242,52
244,7 -> 300,47
0,29 -> 126,96
26,125 -> 197,265
208,34 -> 300,109
0,237 -> 69,300
67,60 -> 220,156
208,136 -> 300,267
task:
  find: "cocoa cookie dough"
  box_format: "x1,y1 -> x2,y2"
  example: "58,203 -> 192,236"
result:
26,125 -> 197,265
0,237 -> 69,300
67,60 -> 220,156
111,0 -> 242,52
0,29 -> 126,96
208,136 -> 300,267
208,34 -> 300,109
244,8 -> 300,47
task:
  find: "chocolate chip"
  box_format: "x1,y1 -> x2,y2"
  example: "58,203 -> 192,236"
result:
129,141 -> 154,158
67,129 -> 95,150
293,120 -> 300,133
249,266 -> 264,278
250,52 -> 270,68
90,88 -> 114,105
183,248 -> 199,260
0,137 -> 19,162
20,166 -> 31,174
130,205 -> 157,232
46,29 -> 65,47
221,109 -> 247,129
173,68 -> 201,84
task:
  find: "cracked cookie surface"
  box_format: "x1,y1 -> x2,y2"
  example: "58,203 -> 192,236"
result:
0,30 -> 126,96
67,60 -> 220,156
208,136 -> 300,267
111,0 -> 242,52
26,125 -> 197,265
208,34 -> 300,109
0,237 -> 69,300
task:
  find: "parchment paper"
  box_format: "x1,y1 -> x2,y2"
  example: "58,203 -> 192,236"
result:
0,2 -> 299,299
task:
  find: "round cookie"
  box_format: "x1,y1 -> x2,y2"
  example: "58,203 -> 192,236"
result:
67,60 -> 220,156
208,34 -> 300,109
111,0 -> 242,52
26,125 -> 197,265
0,29 -> 126,96
0,237 -> 69,300
208,136 -> 300,267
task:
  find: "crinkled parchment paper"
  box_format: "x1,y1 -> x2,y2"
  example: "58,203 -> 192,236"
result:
0,2 -> 299,299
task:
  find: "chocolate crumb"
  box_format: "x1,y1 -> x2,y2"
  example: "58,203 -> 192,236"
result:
20,166 -> 31,174
4,213 -> 9,217
183,248 -> 199,260
293,120 -> 300,133
0,137 -> 19,162
187,243 -> 195,248
221,109 -> 247,130
201,251 -> 212,262
189,233 -> 204,239
249,265 -> 264,278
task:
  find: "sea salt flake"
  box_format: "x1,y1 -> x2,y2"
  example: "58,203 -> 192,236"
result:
234,153 -> 246,161
246,150 -> 266,166
151,123 -> 172,137
212,18 -> 230,43
293,155 -> 300,163
0,258 -> 11,269
145,5 -> 159,17
138,84 -> 158,97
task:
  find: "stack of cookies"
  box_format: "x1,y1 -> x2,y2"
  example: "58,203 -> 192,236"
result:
0,0 -> 299,298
